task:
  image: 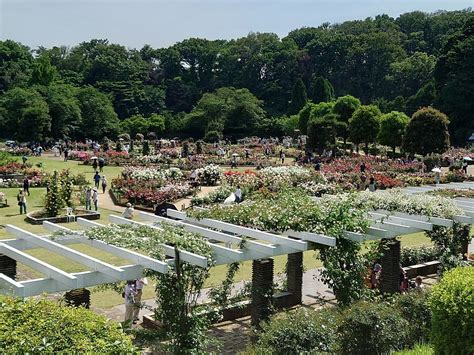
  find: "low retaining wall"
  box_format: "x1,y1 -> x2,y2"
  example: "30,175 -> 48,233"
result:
403,260 -> 440,279
142,291 -> 296,329
26,209 -> 100,225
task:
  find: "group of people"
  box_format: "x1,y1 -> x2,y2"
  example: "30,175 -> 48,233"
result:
367,263 -> 424,292
84,186 -> 99,211
123,278 -> 147,324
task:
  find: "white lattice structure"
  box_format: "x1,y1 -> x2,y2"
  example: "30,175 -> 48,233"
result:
1,188 -> 473,298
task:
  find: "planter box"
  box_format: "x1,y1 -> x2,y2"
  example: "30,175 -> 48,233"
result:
26,209 -> 100,225
403,260 -> 440,278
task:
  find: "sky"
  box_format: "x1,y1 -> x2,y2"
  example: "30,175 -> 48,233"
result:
0,0 -> 472,49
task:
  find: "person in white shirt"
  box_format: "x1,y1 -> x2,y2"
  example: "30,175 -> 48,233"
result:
235,186 -> 242,203
122,203 -> 134,219
133,278 -> 148,322
123,280 -> 137,324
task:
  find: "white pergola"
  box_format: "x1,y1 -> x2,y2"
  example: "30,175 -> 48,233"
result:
1,183 -> 473,298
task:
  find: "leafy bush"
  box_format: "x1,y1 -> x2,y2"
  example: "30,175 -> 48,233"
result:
338,301 -> 410,354
429,267 -> 474,355
0,295 -> 135,353
394,343 -> 434,355
204,130 -> 222,143
395,291 -> 431,345
250,308 -> 338,354
400,246 -> 441,267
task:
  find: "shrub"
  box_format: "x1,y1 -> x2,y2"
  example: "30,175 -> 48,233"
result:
395,291 -> 431,345
251,308 -> 338,354
338,301 -> 410,354
204,130 -> 222,143
428,266 -> 474,355
400,246 -> 441,267
0,295 -> 135,353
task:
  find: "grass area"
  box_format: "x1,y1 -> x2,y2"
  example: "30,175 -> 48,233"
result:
394,343 -> 434,355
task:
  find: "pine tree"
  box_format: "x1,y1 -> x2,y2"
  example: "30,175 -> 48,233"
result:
311,76 -> 334,103
44,171 -> 63,217
289,78 -> 308,114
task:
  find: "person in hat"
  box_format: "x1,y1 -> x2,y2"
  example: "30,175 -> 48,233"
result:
101,175 -> 107,194
92,188 -> 99,211
123,280 -> 137,324
122,203 -> 134,219
85,187 -> 92,210
17,190 -> 27,214
98,157 -> 105,172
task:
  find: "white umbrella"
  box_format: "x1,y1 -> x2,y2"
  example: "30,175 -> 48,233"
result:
232,153 -> 239,157
431,168 -> 441,173
91,156 -> 98,160
463,156 -> 472,161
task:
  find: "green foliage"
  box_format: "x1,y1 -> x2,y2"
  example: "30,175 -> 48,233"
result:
435,17 -> 474,144
288,78 -> 307,114
251,308 -> 338,354
0,87 -> 51,141
400,245 -> 441,267
338,301 -> 410,354
76,86 -> 120,140
120,115 -> 149,137
44,84 -> 81,139
0,40 -> 33,92
306,115 -> 336,153
0,295 -> 135,353
44,171 -> 63,217
428,267 -> 474,355
203,130 -> 222,143
30,55 -> 57,86
297,102 -> 315,134
378,111 -> 410,152
333,95 -> 361,122
403,107 -> 450,156
349,105 -> 382,151
311,76 -> 334,103
395,291 -> 432,345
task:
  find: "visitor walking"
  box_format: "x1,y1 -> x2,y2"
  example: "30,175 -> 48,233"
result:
92,158 -> 98,171
85,187 -> 92,210
22,155 -> 28,166
98,157 -> 105,172
235,185 -> 242,203
122,203 -> 134,219
360,162 -> 366,173
92,188 -> 99,211
23,177 -> 30,196
463,160 -> 468,174
368,177 -> 376,192
123,280 -> 137,324
281,153 -> 285,164
93,171 -> 101,189
101,176 -> 107,194
17,190 -> 27,214
64,148 -> 69,161
133,278 -> 148,323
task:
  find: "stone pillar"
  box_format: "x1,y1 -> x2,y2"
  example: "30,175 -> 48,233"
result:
287,252 -> 303,306
379,239 -> 401,294
64,288 -> 91,308
251,258 -> 274,329
0,254 -> 17,280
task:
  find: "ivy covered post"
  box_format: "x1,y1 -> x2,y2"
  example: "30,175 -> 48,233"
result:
287,252 -> 303,306
379,239 -> 401,294
0,254 -> 17,280
251,258 -> 274,329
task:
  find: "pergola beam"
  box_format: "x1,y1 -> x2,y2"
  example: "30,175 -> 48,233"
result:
167,209 -> 308,251
0,242 -> 77,288
0,273 -> 25,297
6,225 -> 125,280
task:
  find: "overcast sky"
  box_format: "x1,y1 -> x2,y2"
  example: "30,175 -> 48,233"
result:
1,0 -> 472,49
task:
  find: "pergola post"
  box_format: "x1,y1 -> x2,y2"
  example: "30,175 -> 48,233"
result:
0,253 -> 17,280
64,288 -> 91,308
251,258 -> 274,329
286,252 -> 303,306
379,239 -> 401,294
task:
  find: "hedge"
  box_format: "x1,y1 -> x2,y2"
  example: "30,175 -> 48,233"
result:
428,266 -> 474,355
0,295 -> 136,353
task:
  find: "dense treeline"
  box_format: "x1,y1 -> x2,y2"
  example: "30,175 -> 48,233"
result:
0,9 -> 472,145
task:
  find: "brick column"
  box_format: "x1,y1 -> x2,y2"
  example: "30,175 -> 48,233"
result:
64,288 -> 91,308
251,258 -> 274,329
0,254 -> 17,280
379,239 -> 401,294
287,252 -> 303,306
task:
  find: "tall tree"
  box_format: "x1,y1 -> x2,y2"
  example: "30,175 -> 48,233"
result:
434,17 -> 474,145
30,55 -> 57,86
0,87 -> 51,141
378,111 -> 410,153
44,84 -> 81,139
307,115 -> 337,154
0,40 -> 33,92
403,107 -> 450,156
349,105 -> 382,153
76,87 -> 120,140
311,76 -> 334,103
289,78 -> 308,114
